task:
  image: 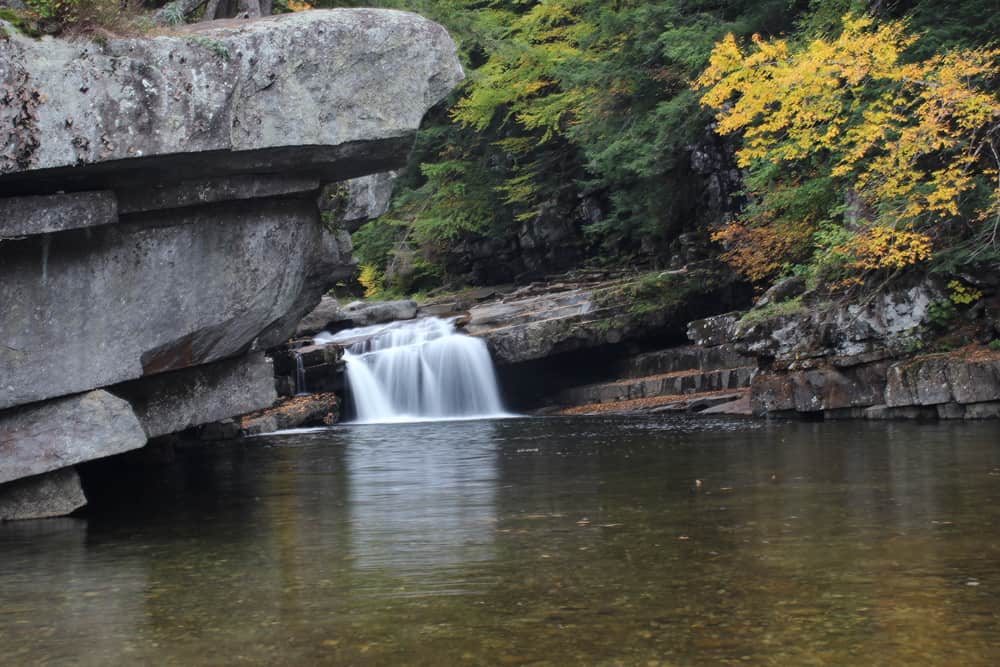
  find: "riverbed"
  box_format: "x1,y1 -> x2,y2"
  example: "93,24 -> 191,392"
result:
2,416 -> 999,665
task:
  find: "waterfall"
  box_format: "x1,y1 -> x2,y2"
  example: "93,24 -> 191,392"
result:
315,317 -> 509,424
293,352 -> 307,395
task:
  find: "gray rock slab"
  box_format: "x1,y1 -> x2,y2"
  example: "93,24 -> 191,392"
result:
112,353 -> 277,439
0,391 -> 146,484
0,467 -> 87,521
750,365 -> 886,415
687,312 -> 742,348
885,354 -> 1000,408
295,296 -> 343,337
0,191 -> 117,238
0,201 -> 318,410
117,175 -> 319,214
964,401 -> 1000,419
946,358 -> 1000,404
733,279 -> 943,365
319,171 -> 397,232
339,300 -> 419,327
0,10 -> 463,195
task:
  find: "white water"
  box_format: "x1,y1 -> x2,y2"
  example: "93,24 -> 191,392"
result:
315,317 -> 510,424
293,352 -> 307,395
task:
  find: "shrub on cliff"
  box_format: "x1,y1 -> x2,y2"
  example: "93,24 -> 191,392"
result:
12,0 -> 143,35
695,14 -> 999,289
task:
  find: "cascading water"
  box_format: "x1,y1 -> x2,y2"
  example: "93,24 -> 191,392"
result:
293,352 -> 307,395
315,317 -> 509,424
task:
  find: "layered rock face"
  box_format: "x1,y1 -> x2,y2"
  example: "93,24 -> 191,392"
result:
0,10 -> 462,519
689,277 -> 1000,419
461,265 -> 749,365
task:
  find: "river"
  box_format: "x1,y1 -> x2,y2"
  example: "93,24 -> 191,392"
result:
2,416 -> 999,665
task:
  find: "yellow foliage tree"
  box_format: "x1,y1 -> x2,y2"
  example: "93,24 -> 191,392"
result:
695,14 -> 1000,283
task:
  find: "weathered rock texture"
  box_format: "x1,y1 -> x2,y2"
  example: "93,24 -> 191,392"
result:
0,468 -> 87,522
687,276 -> 1000,420
0,391 -> 147,485
296,298 -> 419,337
0,191 -> 116,236
113,353 -> 277,438
319,171 -> 397,233
0,9 -> 462,517
466,266 -> 748,365
239,393 -> 341,436
728,278 -> 943,368
2,200 -> 328,409
0,10 -> 463,189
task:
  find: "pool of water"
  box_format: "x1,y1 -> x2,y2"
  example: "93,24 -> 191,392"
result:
2,416 -> 1000,665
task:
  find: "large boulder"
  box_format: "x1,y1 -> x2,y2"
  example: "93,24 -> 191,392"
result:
112,353 -> 277,439
0,10 -> 461,411
0,198 -> 333,409
0,468 -> 87,522
0,391 -> 146,485
0,10 -> 463,190
0,9 -> 463,512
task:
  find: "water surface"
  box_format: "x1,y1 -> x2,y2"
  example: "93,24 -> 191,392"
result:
2,416 -> 1000,665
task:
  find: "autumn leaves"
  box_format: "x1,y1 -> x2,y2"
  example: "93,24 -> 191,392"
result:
696,15 -> 1000,286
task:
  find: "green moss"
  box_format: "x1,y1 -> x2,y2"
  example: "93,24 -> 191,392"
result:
0,9 -> 45,38
187,36 -> 230,61
988,339 -> 1000,352
590,314 -> 629,335
592,269 -> 724,321
738,297 -> 807,328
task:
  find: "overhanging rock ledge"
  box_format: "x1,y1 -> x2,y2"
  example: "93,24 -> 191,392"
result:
0,9 -> 464,519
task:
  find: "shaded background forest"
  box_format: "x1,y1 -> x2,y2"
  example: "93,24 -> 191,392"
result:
319,0 -> 999,298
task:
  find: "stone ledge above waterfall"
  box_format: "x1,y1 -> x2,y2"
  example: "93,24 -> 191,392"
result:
0,10 -> 464,194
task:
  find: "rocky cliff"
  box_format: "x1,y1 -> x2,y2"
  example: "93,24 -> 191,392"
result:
689,276 -> 1000,420
0,9 -> 463,519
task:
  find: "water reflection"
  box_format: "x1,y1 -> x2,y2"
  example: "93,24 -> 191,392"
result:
0,416 -> 998,664
343,421 -> 499,579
